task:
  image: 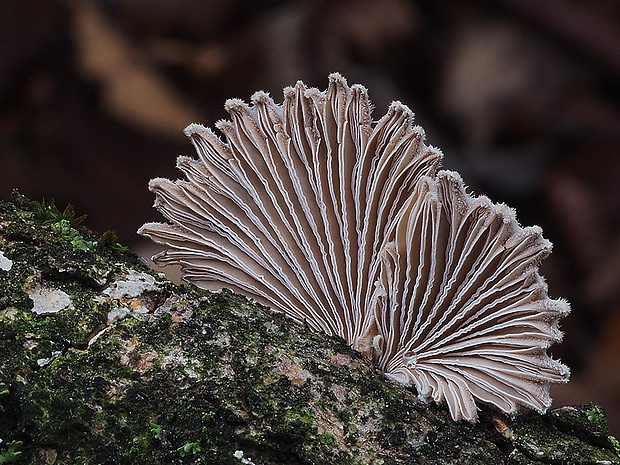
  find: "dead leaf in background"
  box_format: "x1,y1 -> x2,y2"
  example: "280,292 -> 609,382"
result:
71,1 -> 202,137
145,39 -> 229,78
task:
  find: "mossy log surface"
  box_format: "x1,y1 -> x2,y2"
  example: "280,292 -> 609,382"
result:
1,192 -> 619,465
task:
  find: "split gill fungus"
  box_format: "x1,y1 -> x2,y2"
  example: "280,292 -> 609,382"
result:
138,73 -> 570,422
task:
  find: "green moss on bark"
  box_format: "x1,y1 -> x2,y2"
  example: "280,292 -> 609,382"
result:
1,191 -> 619,465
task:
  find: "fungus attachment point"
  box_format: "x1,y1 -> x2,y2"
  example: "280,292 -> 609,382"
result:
139,74 -> 570,422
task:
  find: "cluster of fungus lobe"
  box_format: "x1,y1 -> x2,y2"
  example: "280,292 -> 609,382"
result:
138,73 -> 570,422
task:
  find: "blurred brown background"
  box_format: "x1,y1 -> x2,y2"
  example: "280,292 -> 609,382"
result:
1,0 -> 619,434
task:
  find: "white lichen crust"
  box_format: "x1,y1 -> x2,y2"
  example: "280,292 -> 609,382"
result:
139,73 -> 570,422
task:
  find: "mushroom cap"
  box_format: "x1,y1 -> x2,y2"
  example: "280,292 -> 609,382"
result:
139,73 -> 569,422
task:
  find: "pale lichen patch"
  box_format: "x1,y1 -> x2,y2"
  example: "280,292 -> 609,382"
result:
0,250 -> 12,271
102,270 -> 158,299
233,450 -> 257,465
153,295 -> 194,323
37,351 -> 63,368
27,286 -> 74,314
106,305 -> 149,324
0,308 -> 20,320
160,348 -> 203,380
105,295 -> 154,324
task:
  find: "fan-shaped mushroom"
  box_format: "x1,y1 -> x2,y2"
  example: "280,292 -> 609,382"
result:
139,73 -> 569,421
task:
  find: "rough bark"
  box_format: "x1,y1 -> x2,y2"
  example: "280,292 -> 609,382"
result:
1,191 -> 619,465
